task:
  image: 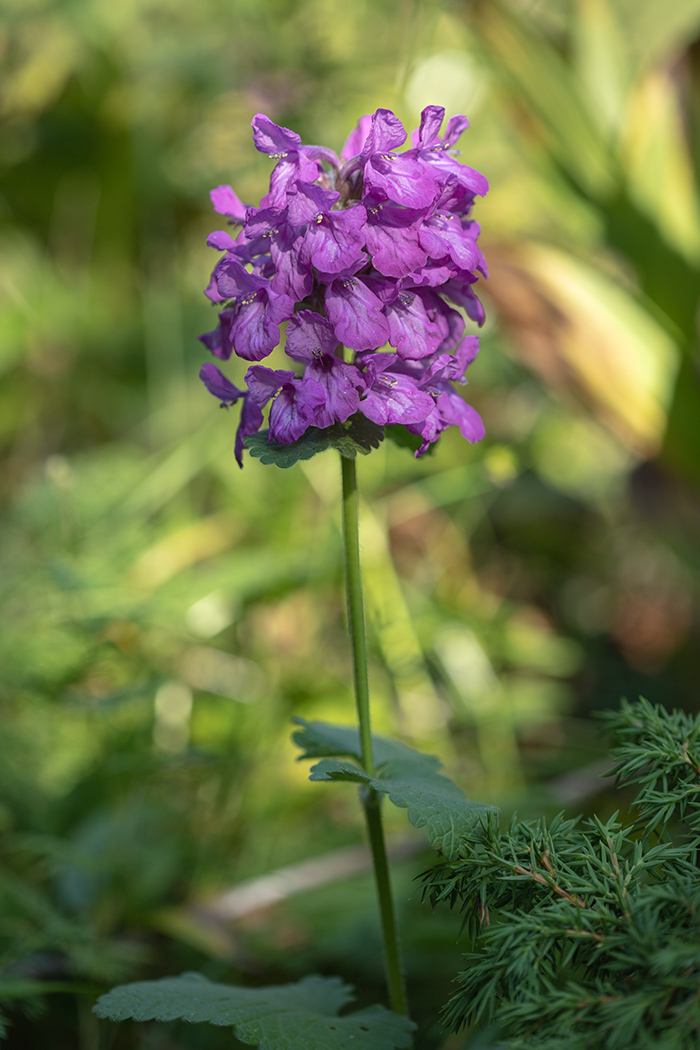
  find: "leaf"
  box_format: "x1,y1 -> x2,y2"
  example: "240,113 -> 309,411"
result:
292,717 -> 441,771
292,719 -> 498,862
93,972 -> 414,1050
245,415 -> 384,468
383,425 -> 424,455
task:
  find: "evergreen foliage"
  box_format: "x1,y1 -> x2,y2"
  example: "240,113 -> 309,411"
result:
420,698 -> 700,1048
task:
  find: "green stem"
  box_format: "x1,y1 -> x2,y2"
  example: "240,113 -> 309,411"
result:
340,454 -> 374,776
363,787 -> 408,1017
340,453 -> 409,1018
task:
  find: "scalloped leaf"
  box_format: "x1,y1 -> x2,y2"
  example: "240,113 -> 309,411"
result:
245,415 -> 384,468
292,719 -> 498,861
94,972 -> 414,1050
291,717 -> 441,772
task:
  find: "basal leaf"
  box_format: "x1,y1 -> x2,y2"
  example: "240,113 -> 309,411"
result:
292,719 -> 498,861
245,415 -> 384,468
94,972 -> 414,1050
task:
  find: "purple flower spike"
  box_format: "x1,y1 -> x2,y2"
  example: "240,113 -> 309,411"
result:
199,105 -> 488,462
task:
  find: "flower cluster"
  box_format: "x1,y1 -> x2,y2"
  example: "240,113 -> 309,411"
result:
199,106 -> 488,465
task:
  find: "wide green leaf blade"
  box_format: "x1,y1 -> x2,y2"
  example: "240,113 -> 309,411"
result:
245,416 -> 384,468
293,719 -> 498,861
291,717 -> 441,772
94,972 -> 414,1050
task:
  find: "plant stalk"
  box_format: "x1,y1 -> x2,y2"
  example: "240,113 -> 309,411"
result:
340,453 -> 408,1018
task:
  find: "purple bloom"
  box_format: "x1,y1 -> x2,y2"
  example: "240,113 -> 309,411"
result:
210,185 -> 248,222
324,275 -> 390,351
244,206 -> 313,300
235,395 -> 265,467
408,105 -> 489,212
199,362 -> 245,404
356,352 -> 435,425
285,311 -> 364,427
199,106 -> 488,463
408,388 -> 485,455
288,183 -> 368,274
246,365 -> 326,443
418,212 -> 486,274
206,258 -> 294,361
383,286 -> 446,360
362,196 -> 428,279
343,109 -> 439,210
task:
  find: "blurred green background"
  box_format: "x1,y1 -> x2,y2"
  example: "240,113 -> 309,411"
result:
2,0 -> 700,1046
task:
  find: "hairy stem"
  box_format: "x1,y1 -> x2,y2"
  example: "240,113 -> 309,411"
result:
340,453 -> 408,1018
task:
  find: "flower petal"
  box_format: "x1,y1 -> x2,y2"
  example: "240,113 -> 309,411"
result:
361,109 -> 407,156
235,395 -> 264,467
251,113 -> 302,155
285,310 -> 338,362
325,277 -> 390,351
199,363 -> 244,404
210,184 -> 248,220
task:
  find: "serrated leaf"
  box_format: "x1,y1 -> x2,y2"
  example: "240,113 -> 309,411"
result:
93,972 -> 414,1050
245,415 -> 384,468
291,717 -> 441,772
292,719 -> 498,861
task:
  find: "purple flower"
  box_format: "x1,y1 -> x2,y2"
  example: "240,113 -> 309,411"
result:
356,352 -> 435,426
205,257 -> 294,361
246,365 -> 326,444
199,362 -> 245,404
362,195 -> 428,279
383,285 -> 447,360
235,395 -> 265,467
199,106 -> 488,463
210,185 -> 248,222
408,105 -> 489,212
324,275 -> 390,351
285,310 -> 365,427
288,183 -> 368,274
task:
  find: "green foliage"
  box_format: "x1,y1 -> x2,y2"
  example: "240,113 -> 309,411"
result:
420,699 -> 700,1048
94,972 -> 415,1050
245,416 -> 385,468
293,719 -> 498,862
601,697 -> 700,839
